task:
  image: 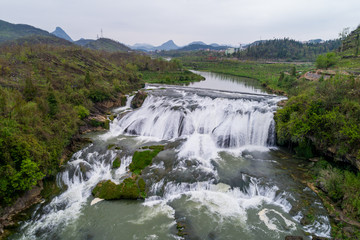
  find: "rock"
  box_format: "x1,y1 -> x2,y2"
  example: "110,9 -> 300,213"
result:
311,235 -> 330,240
112,157 -> 121,169
90,198 -> 104,206
92,177 -> 146,200
277,100 -> 288,107
285,236 -> 303,240
131,91 -> 147,109
309,157 -> 320,162
0,182 -> 43,235
97,93 -> 127,109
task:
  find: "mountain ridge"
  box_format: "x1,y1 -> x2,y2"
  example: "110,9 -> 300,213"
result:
51,27 -> 73,42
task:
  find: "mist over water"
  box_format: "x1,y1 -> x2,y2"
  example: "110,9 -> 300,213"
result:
11,72 -> 330,240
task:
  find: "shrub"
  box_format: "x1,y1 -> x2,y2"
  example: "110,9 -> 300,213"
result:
74,105 -> 90,120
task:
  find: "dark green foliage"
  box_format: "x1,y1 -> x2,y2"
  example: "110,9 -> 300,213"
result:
84,71 -> 91,86
129,145 -> 164,175
47,90 -> 58,117
294,140 -> 314,159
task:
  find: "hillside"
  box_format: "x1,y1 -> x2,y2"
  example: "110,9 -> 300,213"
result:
0,19 -> 50,43
74,38 -> 93,46
335,25 -> 360,72
235,38 -> 341,61
0,35 -> 73,47
0,40 -> 201,210
77,38 -> 131,52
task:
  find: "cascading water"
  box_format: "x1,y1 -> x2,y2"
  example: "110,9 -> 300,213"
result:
11,72 -> 331,240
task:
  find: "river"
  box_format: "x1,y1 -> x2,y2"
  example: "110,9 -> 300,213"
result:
11,71 -> 331,240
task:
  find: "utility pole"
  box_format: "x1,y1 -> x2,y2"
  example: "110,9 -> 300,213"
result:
101,29 -> 103,38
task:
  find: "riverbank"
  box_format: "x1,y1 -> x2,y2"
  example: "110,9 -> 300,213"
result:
180,57 -> 360,239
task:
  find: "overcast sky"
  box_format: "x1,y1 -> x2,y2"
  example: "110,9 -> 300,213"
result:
1,0 -> 360,46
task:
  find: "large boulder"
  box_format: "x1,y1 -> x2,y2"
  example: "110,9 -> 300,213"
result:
92,177 -> 146,200
131,91 -> 147,109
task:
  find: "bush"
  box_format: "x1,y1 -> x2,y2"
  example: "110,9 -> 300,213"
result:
74,105 -> 90,120
316,52 -> 338,69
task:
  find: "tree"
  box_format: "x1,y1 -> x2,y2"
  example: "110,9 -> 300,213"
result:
24,77 -> 37,101
339,27 -> 350,52
356,33 -> 360,56
316,52 -> 338,69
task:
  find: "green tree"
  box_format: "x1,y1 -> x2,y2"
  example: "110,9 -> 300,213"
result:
24,77 -> 37,101
316,52 -> 337,69
47,90 -> 58,117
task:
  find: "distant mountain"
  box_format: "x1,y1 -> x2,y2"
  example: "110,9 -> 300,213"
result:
131,43 -> 155,51
51,27 -> 73,42
178,43 -> 228,51
75,38 -> 130,52
130,40 -> 179,51
210,43 -> 220,47
0,19 -> 50,43
188,41 -> 206,45
155,40 -> 179,51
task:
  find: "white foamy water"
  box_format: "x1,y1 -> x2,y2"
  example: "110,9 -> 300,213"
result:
16,146 -> 132,240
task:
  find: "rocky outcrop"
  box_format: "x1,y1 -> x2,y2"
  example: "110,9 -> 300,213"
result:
92,177 -> 146,200
131,91 -> 148,109
96,94 -> 127,110
0,182 -> 43,235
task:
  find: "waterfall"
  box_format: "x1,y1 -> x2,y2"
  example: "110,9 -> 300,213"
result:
107,89 -> 280,149
12,80 -> 331,240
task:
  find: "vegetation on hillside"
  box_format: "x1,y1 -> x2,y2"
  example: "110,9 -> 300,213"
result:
79,38 -> 131,52
0,42 -> 198,206
233,38 -> 341,61
0,20 -> 50,43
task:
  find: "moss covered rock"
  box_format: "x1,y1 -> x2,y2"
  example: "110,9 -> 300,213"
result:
131,91 -> 147,109
92,177 -> 147,200
112,157 -> 121,168
129,145 -> 164,175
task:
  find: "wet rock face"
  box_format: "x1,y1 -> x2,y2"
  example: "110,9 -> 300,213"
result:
131,91 -> 148,109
